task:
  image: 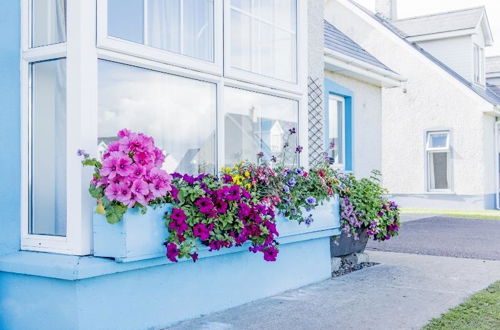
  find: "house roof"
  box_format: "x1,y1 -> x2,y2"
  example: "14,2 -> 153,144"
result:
391,7 -> 485,38
349,1 -> 500,106
324,20 -> 394,73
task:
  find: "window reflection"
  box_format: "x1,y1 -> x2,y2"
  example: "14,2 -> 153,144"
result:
98,60 -> 217,175
224,87 -> 298,166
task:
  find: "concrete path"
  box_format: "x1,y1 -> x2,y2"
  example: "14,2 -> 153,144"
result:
167,251 -> 500,330
367,216 -> 500,260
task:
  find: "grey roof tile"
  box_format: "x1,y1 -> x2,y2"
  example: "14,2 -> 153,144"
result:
324,20 -> 395,73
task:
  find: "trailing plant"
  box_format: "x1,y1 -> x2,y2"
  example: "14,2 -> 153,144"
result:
80,129 -> 172,224
336,170 -> 400,241
163,173 -> 279,263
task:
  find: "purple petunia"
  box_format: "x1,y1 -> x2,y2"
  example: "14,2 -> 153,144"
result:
166,243 -> 180,262
305,196 -> 316,205
195,198 -> 215,214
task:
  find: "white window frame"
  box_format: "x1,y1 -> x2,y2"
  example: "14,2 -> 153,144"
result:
425,131 -> 452,193
21,0 -> 308,255
96,0 -> 223,76
223,0 -> 307,94
328,95 -> 346,170
473,44 -> 485,85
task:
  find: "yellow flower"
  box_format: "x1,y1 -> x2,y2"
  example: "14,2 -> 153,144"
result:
245,183 -> 252,190
244,171 -> 250,178
223,167 -> 231,174
233,175 -> 243,185
95,200 -> 106,215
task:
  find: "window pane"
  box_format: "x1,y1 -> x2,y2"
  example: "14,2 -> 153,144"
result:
30,59 -> 67,236
230,0 -> 297,82
98,60 -> 216,175
428,132 -> 449,149
108,0 -> 215,62
31,0 -> 66,47
328,97 -> 344,165
429,152 -> 449,190
224,87 -> 299,166
108,0 -> 144,44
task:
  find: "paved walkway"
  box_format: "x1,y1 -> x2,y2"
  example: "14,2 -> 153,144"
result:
367,216 -> 500,260
168,251 -> 500,330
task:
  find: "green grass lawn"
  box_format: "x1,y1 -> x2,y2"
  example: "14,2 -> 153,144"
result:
401,208 -> 500,220
424,281 -> 500,330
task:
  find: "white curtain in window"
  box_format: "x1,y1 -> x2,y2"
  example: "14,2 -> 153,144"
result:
31,0 -> 66,47
146,0 -> 214,61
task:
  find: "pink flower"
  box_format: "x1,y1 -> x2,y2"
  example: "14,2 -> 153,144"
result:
149,179 -> 170,198
116,183 -> 132,204
117,128 -> 131,138
130,164 -> 146,179
104,183 -> 121,201
100,152 -> 121,178
131,179 -> 149,196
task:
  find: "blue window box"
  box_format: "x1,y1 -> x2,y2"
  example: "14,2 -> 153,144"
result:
93,197 -> 341,263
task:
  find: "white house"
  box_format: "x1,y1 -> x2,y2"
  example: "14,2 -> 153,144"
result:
326,0 -> 500,210
487,55 -> 500,87
323,20 -> 404,178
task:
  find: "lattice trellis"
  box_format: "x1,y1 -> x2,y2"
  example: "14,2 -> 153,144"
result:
308,77 -> 325,166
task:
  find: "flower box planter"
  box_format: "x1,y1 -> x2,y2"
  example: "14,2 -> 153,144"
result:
93,196 -> 341,263
277,196 -> 341,238
330,228 -> 369,257
93,204 -> 172,262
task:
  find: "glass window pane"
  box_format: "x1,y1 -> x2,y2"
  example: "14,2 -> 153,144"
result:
98,60 -> 217,175
182,0 -> 214,61
230,0 -> 297,82
30,59 -> 67,236
429,132 -> 448,149
224,87 -> 299,166
328,97 -> 344,165
31,0 -> 67,48
429,152 -> 449,190
108,0 -> 144,44
108,0 -> 215,62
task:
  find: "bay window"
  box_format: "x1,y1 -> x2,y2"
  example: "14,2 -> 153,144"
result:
426,131 -> 452,192
21,0 -> 306,255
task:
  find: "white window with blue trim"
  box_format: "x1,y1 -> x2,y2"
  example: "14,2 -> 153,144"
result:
21,0 -> 308,255
324,79 -> 352,172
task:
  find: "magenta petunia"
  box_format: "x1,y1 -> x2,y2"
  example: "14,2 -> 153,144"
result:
170,208 -> 187,223
166,243 -> 180,262
226,185 -> 241,201
195,198 -> 214,214
263,246 -> 279,262
193,223 -> 210,241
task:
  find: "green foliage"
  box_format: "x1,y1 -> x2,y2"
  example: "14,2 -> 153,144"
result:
424,281 -> 500,330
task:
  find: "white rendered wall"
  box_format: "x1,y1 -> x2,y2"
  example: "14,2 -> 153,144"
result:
325,70 -> 382,178
325,0 -> 497,209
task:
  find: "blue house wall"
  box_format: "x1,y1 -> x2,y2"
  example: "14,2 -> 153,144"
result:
0,3 -> 343,329
0,1 -> 21,256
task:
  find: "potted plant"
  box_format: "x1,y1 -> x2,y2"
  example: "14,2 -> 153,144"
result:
80,129 -> 174,262
331,171 -> 401,257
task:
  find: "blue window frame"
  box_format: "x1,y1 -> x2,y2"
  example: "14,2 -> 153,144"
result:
324,79 -> 353,171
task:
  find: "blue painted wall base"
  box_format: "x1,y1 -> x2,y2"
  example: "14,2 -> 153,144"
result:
1,237 -> 332,330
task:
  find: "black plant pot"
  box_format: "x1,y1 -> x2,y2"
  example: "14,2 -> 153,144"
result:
330,228 -> 369,257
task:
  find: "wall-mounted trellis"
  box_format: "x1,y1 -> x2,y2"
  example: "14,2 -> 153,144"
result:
308,76 -> 325,166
